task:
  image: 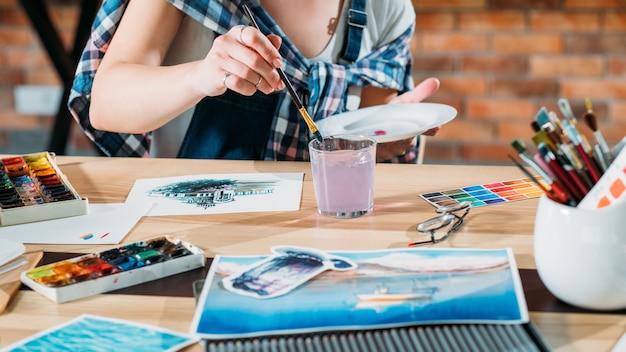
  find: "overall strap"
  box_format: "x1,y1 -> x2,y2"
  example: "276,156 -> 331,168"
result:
340,0 -> 367,63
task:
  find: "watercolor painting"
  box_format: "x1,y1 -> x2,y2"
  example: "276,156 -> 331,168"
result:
191,247 -> 529,339
221,245 -> 357,299
125,173 -> 303,216
3,314 -> 198,352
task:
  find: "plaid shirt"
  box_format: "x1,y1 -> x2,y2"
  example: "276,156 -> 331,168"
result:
69,0 -> 416,161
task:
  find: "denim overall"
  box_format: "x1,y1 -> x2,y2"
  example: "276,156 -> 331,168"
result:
177,0 -> 366,160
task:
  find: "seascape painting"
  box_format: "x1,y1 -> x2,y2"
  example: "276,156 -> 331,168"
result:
4,314 -> 197,352
191,247 -> 529,339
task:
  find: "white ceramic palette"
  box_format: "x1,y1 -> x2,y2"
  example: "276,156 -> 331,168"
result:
316,103 -> 457,143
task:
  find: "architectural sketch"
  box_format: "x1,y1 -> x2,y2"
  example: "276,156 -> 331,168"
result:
148,179 -> 277,209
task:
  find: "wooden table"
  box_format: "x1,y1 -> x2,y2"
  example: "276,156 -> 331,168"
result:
0,156 -> 624,351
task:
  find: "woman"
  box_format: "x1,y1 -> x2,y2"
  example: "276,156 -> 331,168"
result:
70,0 -> 440,162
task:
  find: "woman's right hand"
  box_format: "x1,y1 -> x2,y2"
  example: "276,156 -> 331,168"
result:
91,0 -> 286,134
195,25 -> 286,98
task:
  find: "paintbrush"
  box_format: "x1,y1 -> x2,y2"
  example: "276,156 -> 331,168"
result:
242,2 -> 324,143
557,98 -> 577,126
510,139 -> 573,205
507,154 -> 574,206
562,119 -> 602,183
537,142 -> 585,202
583,98 -> 611,167
558,98 -> 594,154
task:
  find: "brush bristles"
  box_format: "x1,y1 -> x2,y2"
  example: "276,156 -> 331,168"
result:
584,112 -> 598,132
511,139 -> 526,154
530,121 -> 540,132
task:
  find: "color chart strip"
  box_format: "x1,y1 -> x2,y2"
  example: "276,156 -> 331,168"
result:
419,177 -> 545,208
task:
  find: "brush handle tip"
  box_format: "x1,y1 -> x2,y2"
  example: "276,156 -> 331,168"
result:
312,131 -> 324,143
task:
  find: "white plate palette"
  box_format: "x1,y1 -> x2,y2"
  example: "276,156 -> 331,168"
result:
316,103 -> 457,143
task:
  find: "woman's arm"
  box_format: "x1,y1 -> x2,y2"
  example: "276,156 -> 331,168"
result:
90,0 -> 284,134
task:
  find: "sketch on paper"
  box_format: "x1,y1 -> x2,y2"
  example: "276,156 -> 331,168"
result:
147,178 -> 277,209
125,173 -> 303,216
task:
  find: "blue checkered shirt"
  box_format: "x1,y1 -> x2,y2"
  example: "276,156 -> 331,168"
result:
69,0 -> 416,161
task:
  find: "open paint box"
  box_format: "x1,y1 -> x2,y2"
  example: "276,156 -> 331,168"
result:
0,151 -> 88,226
21,236 -> 205,303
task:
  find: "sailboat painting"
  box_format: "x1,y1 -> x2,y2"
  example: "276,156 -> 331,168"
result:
191,247 -> 529,339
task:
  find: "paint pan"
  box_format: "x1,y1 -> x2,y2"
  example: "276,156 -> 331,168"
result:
0,151 -> 87,226
21,236 -> 205,303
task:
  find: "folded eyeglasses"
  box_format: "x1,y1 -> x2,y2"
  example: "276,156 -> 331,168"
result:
409,201 -> 472,246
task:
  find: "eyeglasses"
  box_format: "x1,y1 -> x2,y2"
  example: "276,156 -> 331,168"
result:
409,201 -> 472,246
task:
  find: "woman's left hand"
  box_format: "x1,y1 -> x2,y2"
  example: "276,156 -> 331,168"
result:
376,136 -> 417,162
376,77 -> 441,160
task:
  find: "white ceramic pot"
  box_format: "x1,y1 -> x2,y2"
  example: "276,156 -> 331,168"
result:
534,195 -> 626,310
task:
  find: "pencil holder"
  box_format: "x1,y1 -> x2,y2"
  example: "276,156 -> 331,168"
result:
534,195 -> 626,310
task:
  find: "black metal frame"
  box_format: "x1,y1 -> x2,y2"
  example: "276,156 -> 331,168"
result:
19,0 -> 100,155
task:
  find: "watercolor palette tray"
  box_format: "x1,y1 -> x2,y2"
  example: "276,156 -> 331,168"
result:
21,236 -> 205,303
0,151 -> 88,226
419,177 -> 545,208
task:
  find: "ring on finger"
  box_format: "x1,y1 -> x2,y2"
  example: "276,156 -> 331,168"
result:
222,72 -> 231,88
254,76 -> 263,88
239,25 -> 247,46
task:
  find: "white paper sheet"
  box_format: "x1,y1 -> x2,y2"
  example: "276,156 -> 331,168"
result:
125,172 -> 303,216
613,333 -> 626,352
0,203 -> 151,244
0,238 -> 24,267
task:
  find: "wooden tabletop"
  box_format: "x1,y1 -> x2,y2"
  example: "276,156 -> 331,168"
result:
0,156 -> 624,351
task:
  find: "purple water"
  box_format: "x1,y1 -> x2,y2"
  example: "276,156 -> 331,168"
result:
311,150 -> 375,217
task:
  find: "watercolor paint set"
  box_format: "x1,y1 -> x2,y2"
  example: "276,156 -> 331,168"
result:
419,177 -> 545,208
0,152 -> 88,226
21,236 -> 205,303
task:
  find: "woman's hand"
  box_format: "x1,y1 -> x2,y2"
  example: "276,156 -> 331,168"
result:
375,77 -> 441,161
91,1 -> 288,134
389,76 -> 441,136
376,137 -> 418,162
195,25 -> 286,98
390,77 -> 440,105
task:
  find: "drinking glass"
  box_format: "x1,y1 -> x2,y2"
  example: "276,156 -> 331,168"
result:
309,135 -> 376,218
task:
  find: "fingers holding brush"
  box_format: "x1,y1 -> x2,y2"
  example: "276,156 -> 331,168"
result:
197,25 -> 285,96
227,25 -> 284,93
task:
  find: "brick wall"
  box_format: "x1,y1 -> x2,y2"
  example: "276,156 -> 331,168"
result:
0,0 -> 96,155
1,0 -> 626,163
412,0 -> 626,164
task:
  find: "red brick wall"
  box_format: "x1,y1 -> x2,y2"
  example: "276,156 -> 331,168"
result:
412,0 -> 626,164
1,0 -> 626,163
0,0 -> 96,152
